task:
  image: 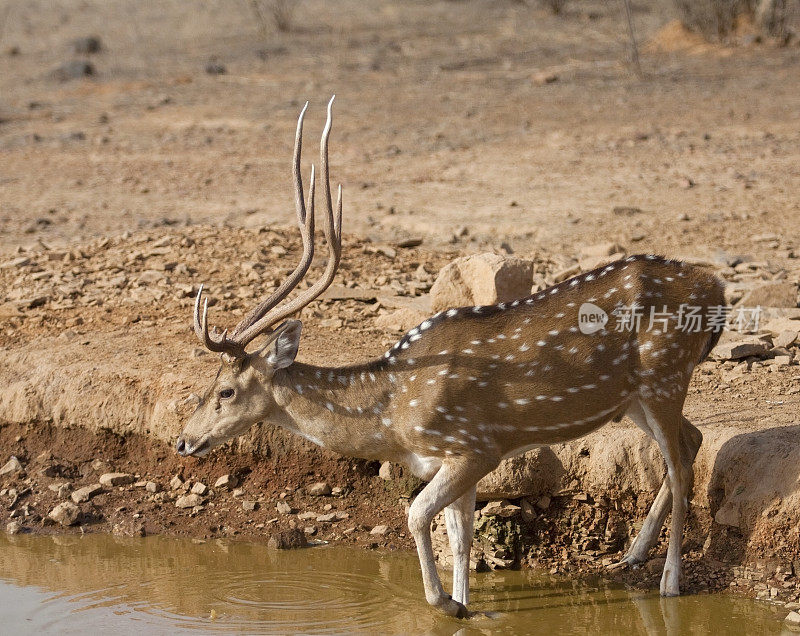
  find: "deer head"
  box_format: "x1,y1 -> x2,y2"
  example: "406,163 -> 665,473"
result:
176,97 -> 342,457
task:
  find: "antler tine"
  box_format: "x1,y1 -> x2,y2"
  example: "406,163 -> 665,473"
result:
193,285 -> 242,355
294,101 -> 310,224
229,104 -> 318,340
233,97 -> 342,345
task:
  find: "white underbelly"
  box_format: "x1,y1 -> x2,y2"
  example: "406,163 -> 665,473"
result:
405,452 -> 442,481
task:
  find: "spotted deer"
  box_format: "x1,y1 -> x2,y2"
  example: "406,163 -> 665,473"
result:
176,97 -> 725,618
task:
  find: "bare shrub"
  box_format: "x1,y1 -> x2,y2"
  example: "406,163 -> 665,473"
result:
672,0 -> 742,39
753,0 -> 789,38
540,0 -> 568,15
673,0 -> 791,40
249,0 -> 298,34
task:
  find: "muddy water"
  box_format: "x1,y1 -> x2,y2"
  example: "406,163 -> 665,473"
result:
0,534 -> 783,635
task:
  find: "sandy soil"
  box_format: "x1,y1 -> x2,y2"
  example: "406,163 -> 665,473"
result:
2,0 -> 800,608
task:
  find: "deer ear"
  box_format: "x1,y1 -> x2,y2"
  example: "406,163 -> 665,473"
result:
260,320 -> 302,369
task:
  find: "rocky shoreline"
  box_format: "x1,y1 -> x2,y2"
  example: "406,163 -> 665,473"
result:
3,417 -> 800,630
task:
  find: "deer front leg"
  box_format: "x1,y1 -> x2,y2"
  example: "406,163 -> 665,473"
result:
444,485 -> 477,605
408,458 -> 495,618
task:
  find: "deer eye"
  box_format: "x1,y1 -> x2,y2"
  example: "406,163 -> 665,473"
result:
219,388 -> 234,399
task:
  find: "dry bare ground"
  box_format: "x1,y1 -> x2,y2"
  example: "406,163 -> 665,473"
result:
1,0 -> 800,604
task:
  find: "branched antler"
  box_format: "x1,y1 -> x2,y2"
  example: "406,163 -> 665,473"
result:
193,96 -> 342,357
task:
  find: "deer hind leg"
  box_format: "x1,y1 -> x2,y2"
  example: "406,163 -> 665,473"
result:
638,399 -> 690,596
444,485 -> 477,605
622,404 -> 702,567
408,458 -> 495,618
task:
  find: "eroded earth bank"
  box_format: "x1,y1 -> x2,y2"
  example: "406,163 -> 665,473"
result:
1,226 -> 799,612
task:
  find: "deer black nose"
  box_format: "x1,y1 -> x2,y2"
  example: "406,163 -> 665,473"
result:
176,437 -> 187,455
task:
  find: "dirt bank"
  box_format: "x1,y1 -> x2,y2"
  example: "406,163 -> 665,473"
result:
1,226 -> 799,607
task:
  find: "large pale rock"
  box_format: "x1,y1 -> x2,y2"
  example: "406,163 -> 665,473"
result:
739,282 -> 798,309
430,253 -> 533,312
49,501 -> 80,526
476,447 -> 563,502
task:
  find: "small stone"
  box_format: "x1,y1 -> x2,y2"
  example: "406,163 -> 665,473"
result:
304,526 -> 317,535
552,264 -> 580,283
145,481 -> 160,493
520,498 -> 537,522
297,511 -> 318,520
714,502 -> 740,528
232,488 -> 245,498
6,520 -> 22,535
205,61 -> 227,75
48,482 -> 72,497
536,496 -> 551,510
71,483 -> 103,504
579,242 -> 623,259
370,524 -> 390,536
0,456 -> 24,476
175,494 -> 204,509
532,71 -> 558,85
712,340 -> 771,360
170,475 -> 183,490
0,256 -> 32,269
99,472 -> 135,487
395,237 -> 423,248
775,330 -> 799,348
785,611 -> 800,629
316,512 -> 337,522
49,501 -> 80,526
481,500 -> 521,518
242,500 -> 258,511
612,206 -> 643,216
214,474 -> 238,490
191,482 -> 208,496
90,459 -> 110,473
268,528 -> 308,550
307,481 -> 332,496
378,462 -> 393,481
276,501 -> 293,515
739,282 -> 798,309
319,318 -> 343,329
51,60 -> 94,81
72,36 -> 102,54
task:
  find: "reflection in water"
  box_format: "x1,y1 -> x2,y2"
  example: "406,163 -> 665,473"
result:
0,533 -> 782,634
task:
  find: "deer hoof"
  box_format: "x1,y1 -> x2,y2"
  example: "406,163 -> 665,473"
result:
660,569 -> 680,597
606,560 -> 630,572
437,595 -> 468,619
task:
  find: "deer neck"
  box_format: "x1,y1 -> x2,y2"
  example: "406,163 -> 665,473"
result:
271,360 -> 395,459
